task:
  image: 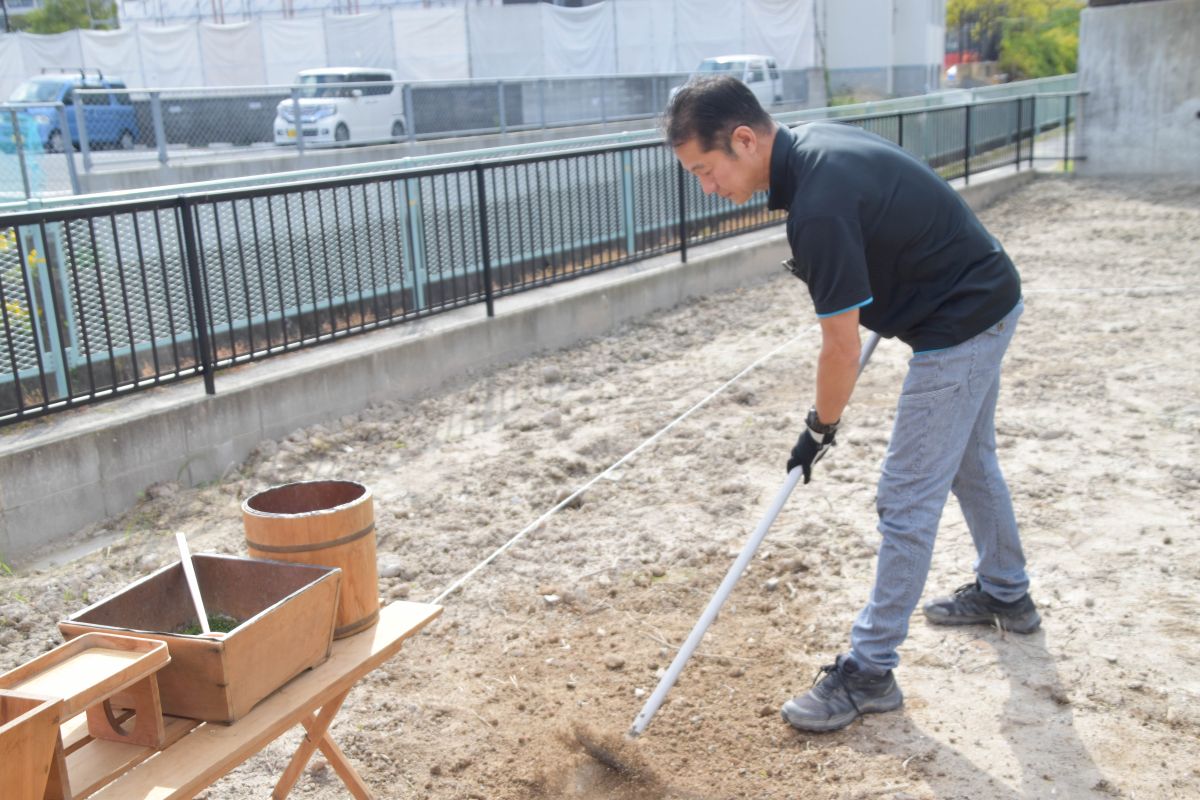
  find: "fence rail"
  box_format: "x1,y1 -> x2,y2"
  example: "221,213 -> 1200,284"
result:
0,93 -> 1079,426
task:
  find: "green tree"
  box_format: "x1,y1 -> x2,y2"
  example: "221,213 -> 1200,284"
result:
948,0 -> 1083,80
17,0 -> 118,34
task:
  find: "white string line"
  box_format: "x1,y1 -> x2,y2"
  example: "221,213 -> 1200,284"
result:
429,321 -> 822,605
426,279 -> 1196,606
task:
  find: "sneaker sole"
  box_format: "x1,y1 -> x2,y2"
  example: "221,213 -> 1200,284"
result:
923,609 -> 1042,634
780,689 -> 904,733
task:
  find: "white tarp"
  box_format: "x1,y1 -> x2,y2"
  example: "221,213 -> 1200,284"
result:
466,4 -> 543,78
392,7 -> 468,81
674,0 -> 742,73
138,24 -> 203,88
18,32 -> 84,81
80,29 -> 145,88
614,0 -> 676,75
199,22 -> 266,86
541,2 -> 615,77
325,12 -> 396,71
261,18 -> 328,86
744,0 -> 815,70
0,36 -> 29,102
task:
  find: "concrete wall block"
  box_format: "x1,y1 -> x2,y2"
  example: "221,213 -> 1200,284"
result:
3,480 -> 109,560
95,414 -> 192,518
181,389 -> 264,486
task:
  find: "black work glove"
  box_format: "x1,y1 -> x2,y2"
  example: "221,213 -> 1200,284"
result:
786,408 -> 839,484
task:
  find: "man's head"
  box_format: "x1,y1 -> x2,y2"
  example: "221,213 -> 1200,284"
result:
664,75 -> 776,205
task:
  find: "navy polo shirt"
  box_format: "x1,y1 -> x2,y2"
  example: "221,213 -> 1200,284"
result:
766,123 -> 1020,352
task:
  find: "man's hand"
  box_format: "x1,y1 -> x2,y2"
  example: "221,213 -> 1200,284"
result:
786,408 -> 839,483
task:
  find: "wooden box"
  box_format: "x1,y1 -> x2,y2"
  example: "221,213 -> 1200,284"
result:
0,690 -> 63,800
58,554 -> 341,723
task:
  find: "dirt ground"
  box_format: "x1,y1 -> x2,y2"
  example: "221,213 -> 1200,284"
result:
2,175 -> 1199,799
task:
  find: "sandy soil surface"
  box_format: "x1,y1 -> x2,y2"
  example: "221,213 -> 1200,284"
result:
2,175 -> 1198,799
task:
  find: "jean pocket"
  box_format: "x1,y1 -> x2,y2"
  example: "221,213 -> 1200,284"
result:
889,382 -> 963,475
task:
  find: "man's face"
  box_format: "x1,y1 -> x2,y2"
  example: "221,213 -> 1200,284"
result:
673,128 -> 761,205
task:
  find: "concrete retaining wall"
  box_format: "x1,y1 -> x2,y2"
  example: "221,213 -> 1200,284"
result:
0,170 -> 1035,566
1078,0 -> 1200,178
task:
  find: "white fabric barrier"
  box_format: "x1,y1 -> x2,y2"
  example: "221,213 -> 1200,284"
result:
80,29 -> 145,88
674,0 -> 743,73
325,12 -> 396,71
542,2 -> 616,77
139,24 -> 204,88
18,32 -> 84,81
392,7 -> 468,81
746,0 -> 816,70
467,4 -> 543,78
615,0 -> 675,74
200,23 -> 267,87
261,18 -> 328,86
0,37 -> 29,101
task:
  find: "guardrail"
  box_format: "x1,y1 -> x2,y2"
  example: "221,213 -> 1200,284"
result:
0,93 -> 1080,426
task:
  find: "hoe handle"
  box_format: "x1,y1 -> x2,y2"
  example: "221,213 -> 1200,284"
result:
629,331 -> 881,736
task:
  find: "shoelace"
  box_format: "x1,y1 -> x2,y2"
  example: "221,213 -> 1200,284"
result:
811,661 -> 863,714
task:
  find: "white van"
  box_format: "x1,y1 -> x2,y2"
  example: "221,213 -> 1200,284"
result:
274,67 -> 406,146
693,55 -> 782,106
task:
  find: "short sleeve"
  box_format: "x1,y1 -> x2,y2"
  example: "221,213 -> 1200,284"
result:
787,216 -> 874,317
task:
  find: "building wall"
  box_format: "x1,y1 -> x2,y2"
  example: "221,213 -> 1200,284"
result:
1078,0 -> 1200,177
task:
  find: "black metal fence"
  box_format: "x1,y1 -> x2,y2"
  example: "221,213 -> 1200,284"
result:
0,94 -> 1077,426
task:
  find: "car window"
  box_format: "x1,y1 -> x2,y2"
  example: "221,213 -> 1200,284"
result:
79,84 -> 111,106
768,60 -> 780,81
697,60 -> 737,73
8,80 -> 64,103
299,74 -> 351,99
349,73 -> 393,96
747,64 -> 765,83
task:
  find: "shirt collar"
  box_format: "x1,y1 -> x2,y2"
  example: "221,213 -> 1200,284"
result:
766,124 -> 798,212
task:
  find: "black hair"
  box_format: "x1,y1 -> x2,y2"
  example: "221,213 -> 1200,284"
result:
663,75 -> 774,154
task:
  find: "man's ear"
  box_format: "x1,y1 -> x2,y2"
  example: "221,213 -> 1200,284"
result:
730,125 -> 758,155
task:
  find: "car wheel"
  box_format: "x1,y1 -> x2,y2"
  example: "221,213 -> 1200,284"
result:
335,123 -> 350,143
119,130 -> 135,150
46,130 -> 64,153
391,120 -> 405,140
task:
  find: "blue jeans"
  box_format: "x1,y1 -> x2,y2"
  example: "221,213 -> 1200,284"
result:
850,300 -> 1028,674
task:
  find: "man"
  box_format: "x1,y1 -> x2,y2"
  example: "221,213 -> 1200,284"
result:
664,76 -> 1039,733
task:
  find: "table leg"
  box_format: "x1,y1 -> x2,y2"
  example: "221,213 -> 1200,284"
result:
271,687 -> 366,800
311,724 -> 373,800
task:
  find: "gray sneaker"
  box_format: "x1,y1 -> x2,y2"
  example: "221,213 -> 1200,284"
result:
780,655 -> 904,733
923,580 -> 1041,633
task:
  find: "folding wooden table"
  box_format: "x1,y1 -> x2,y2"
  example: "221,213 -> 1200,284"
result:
73,600 -> 441,799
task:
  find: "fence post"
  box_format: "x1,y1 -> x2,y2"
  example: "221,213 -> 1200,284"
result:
150,91 -> 169,166
599,79 -> 607,124
26,225 -> 68,400
75,100 -> 93,174
1063,94 -> 1071,172
179,198 -> 216,395
475,165 -> 495,318
1029,95 -> 1036,169
291,87 -> 304,158
497,81 -> 507,135
52,105 -> 81,194
676,160 -> 688,263
1014,98 -> 1022,171
897,112 -> 904,150
9,109 -> 32,199
539,78 -> 547,129
963,103 -> 972,185
400,178 -> 427,311
621,150 -> 636,257
403,83 -> 416,143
